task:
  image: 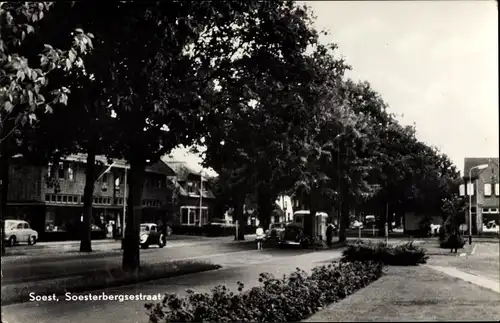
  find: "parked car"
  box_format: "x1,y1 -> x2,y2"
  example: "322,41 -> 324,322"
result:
351,220 -> 364,229
4,220 -> 38,246
279,224 -> 308,248
265,222 -> 289,241
139,223 -> 167,249
91,224 -> 107,240
483,221 -> 499,233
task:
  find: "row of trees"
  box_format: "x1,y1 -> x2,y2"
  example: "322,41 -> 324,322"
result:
1,2 -> 460,269
200,36 -> 462,240
0,1 -> 344,267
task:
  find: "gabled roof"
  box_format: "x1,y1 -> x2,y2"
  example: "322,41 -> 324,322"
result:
163,161 -> 194,181
464,157 -> 499,178
63,154 -> 175,176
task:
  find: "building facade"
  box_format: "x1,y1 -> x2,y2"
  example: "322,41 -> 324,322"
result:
462,157 -> 499,234
163,160 -> 216,227
5,154 -> 177,241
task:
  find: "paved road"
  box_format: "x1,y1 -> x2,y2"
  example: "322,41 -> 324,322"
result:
1,248 -> 343,323
1,239 -> 258,284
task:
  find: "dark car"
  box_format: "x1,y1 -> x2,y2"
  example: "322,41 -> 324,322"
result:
279,224 -> 308,248
139,223 -> 167,249
265,222 -> 289,241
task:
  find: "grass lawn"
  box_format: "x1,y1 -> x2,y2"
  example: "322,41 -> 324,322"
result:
1,260 -> 220,306
304,265 -> 500,322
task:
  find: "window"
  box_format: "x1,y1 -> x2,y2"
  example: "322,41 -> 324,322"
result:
45,194 -> 50,202
187,182 -> 199,194
17,223 -> 23,230
490,208 -> 499,213
57,195 -> 62,202
496,183 -> 500,196
51,194 -> 56,202
47,163 -> 52,178
58,164 -> 65,179
102,173 -> 108,184
181,208 -> 189,224
23,223 -> 30,229
189,211 -> 195,224
115,177 -> 121,188
483,208 -> 490,214
484,184 -> 492,196
62,195 -> 67,203
68,165 -> 74,181
459,184 -> 465,196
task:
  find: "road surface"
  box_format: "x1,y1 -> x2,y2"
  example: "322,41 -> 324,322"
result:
1,239 -> 258,284
1,248 -> 343,323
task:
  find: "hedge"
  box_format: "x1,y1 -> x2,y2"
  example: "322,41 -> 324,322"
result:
341,240 -> 428,266
145,260 -> 384,322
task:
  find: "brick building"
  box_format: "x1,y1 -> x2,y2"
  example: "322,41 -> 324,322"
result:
462,157 -> 499,234
5,154 -> 176,241
163,160 -> 215,226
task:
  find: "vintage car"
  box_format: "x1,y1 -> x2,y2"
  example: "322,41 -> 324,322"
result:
139,223 -> 167,249
279,223 -> 308,248
4,220 -> 38,246
265,222 -> 289,241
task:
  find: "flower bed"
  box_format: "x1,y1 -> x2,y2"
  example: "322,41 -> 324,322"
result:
341,240 -> 429,266
145,261 -> 384,322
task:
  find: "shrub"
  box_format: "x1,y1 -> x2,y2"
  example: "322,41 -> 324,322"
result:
439,234 -> 465,249
145,260 -> 384,322
341,240 -> 428,266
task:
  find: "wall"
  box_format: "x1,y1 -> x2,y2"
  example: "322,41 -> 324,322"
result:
7,163 -> 43,202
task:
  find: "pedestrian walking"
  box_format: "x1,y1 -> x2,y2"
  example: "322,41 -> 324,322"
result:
255,226 -> 265,250
449,229 -> 459,253
326,223 -> 334,247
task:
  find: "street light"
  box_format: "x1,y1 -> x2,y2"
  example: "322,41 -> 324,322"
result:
199,170 -> 204,226
468,163 -> 489,244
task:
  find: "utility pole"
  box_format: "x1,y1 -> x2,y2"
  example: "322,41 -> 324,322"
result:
199,171 -> 203,226
121,166 -> 128,250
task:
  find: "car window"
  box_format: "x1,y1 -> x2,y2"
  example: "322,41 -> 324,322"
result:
140,225 -> 149,231
23,223 -> 30,229
16,223 -> 23,230
150,225 -> 157,232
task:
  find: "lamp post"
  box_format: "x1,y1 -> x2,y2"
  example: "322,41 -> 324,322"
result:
468,164 -> 488,244
199,170 -> 204,226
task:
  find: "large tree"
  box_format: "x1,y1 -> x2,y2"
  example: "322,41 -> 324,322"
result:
0,2 -> 92,255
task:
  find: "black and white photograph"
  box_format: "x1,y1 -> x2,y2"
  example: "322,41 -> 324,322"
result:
1,1 -> 498,322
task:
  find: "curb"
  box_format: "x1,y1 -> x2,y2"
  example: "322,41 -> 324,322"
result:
1,262 -> 222,306
426,265 -> 500,294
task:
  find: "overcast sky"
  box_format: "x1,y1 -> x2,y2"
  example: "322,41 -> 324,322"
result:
305,0 -> 499,173
171,0 -> 498,175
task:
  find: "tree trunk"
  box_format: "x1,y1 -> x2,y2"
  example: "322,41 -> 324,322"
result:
338,196 -> 350,242
80,147 -> 96,252
233,194 -> 245,240
377,201 -> 388,237
122,156 -> 145,273
0,153 -> 10,256
395,204 -> 402,227
257,191 -> 274,231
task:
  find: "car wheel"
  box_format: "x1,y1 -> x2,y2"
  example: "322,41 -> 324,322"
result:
8,235 -> 16,246
158,234 -> 166,248
28,235 -> 37,245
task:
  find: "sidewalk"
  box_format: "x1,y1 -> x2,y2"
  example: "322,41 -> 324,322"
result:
304,265 -> 500,322
3,235 -> 240,257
